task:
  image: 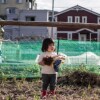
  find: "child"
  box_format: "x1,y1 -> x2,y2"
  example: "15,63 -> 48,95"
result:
38,38 -> 65,98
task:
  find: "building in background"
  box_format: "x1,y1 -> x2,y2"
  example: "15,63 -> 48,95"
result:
0,0 -> 37,20
55,5 -> 100,41
0,0 -> 59,40
4,10 -> 57,40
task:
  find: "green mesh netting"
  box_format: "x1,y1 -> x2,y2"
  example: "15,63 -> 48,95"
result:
58,40 -> 100,56
0,40 -> 100,78
2,40 -> 100,61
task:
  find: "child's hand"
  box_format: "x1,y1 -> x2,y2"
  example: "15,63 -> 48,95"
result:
59,55 -> 66,60
38,61 -> 45,66
53,55 -> 66,61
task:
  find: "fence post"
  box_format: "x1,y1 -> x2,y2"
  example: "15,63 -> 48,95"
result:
57,38 -> 59,55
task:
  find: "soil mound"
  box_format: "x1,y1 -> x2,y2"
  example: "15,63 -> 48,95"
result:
57,71 -> 100,87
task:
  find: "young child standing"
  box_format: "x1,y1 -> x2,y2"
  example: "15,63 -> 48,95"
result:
38,38 -> 65,98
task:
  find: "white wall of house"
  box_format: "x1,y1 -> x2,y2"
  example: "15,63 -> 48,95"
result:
4,10 -> 52,40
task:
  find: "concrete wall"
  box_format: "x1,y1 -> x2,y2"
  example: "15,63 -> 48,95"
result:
4,10 -> 51,40
0,0 -> 36,15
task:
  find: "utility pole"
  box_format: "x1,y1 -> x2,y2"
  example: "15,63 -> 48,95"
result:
51,0 -> 54,39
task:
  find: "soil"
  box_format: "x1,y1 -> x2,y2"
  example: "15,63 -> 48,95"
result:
0,81 -> 99,99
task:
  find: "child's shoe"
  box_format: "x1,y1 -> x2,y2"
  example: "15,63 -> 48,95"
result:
41,90 -> 47,99
48,90 -> 56,96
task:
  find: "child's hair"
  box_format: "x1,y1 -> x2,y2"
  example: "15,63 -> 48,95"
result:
41,38 -> 54,52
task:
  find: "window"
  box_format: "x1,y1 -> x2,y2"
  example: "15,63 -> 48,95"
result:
67,16 -> 73,23
97,17 -> 100,24
75,16 -> 80,23
0,0 -> 7,3
26,16 -> 35,21
68,33 -> 72,40
13,18 -> 18,21
55,17 -> 57,22
82,16 -> 87,23
26,0 -> 33,2
79,34 -> 86,41
6,8 -> 16,14
16,0 -> 22,3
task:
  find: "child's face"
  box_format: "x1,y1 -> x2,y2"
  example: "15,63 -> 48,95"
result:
47,43 -> 55,52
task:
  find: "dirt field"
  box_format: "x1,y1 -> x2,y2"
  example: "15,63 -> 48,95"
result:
0,71 -> 100,100
0,79 -> 100,100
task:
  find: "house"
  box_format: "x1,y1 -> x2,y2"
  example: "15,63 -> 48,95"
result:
55,5 -> 100,41
4,10 -> 55,40
0,0 -> 37,20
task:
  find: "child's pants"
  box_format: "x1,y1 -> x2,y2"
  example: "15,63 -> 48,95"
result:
42,74 -> 57,91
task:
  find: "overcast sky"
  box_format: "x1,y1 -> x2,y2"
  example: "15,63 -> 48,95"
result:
36,0 -> 100,13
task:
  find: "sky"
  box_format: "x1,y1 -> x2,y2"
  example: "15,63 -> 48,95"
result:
36,0 -> 100,13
